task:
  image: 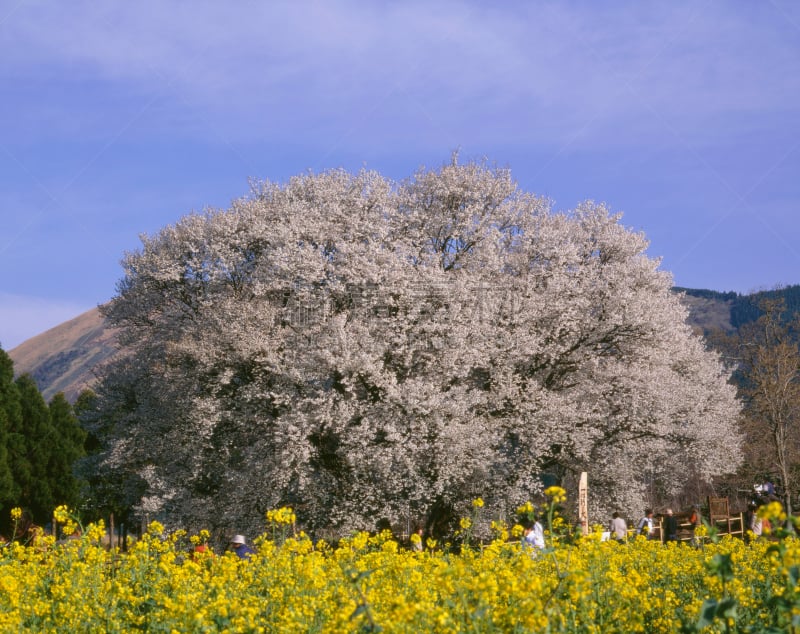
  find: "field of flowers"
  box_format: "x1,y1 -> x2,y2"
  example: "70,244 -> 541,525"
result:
0,499 -> 798,633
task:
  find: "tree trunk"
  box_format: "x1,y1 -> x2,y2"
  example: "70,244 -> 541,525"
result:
109,512 -> 115,550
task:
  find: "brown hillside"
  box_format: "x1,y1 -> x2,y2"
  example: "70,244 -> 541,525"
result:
8,306 -> 118,402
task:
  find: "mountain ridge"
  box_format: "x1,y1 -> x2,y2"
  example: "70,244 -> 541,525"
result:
8,306 -> 117,402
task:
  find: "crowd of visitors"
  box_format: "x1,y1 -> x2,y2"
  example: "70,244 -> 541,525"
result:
221,498 -> 771,559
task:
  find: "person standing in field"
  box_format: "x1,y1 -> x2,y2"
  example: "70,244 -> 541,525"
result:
688,505 -> 704,547
743,504 -> 757,542
609,512 -> 628,541
689,505 -> 702,529
750,508 -> 764,538
410,525 -> 424,552
636,509 -> 654,538
662,508 -> 679,543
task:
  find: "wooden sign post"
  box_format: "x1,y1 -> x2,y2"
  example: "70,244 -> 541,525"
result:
579,471 -> 589,536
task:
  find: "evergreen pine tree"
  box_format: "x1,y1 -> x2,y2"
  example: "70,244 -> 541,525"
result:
0,349 -> 23,510
48,393 -> 86,510
15,374 -> 55,524
0,407 -> 14,509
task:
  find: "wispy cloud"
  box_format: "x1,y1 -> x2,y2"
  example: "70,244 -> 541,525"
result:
0,0 -> 797,318
2,1 -> 796,149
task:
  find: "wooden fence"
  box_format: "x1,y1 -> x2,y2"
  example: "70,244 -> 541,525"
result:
648,514 -> 746,543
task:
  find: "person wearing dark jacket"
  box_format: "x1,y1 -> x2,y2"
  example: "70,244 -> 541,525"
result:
662,509 -> 679,543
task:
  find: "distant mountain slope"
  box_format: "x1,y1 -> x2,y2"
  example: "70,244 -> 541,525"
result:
677,291 -> 735,334
8,306 -> 117,402
7,285 -> 800,402
676,284 -> 800,334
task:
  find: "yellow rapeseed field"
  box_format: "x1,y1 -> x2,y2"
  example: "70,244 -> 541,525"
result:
0,499 -> 798,633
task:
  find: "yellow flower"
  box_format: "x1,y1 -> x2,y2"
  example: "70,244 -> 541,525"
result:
544,486 -> 567,504
53,505 -> 72,525
10,507 -> 22,521
472,497 -> 484,509
694,524 -> 708,537
266,507 -> 296,526
516,501 -> 535,516
0,497 -> 794,632
85,521 -> 106,543
757,501 -> 786,525
490,520 -> 509,541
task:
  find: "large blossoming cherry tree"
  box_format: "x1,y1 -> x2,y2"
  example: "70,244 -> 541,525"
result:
89,157 -> 742,537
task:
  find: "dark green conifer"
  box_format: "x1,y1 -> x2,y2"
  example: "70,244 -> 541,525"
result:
48,393 -> 86,510
15,374 -> 55,524
0,349 -> 22,509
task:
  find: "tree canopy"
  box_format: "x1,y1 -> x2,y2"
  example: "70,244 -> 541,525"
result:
92,157 -> 742,538
733,299 -> 800,515
0,348 -> 86,531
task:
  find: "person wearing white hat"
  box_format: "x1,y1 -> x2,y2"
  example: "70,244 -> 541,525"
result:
229,534 -> 255,559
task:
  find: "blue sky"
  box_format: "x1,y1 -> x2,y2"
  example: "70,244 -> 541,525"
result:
1,1 -> 799,350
